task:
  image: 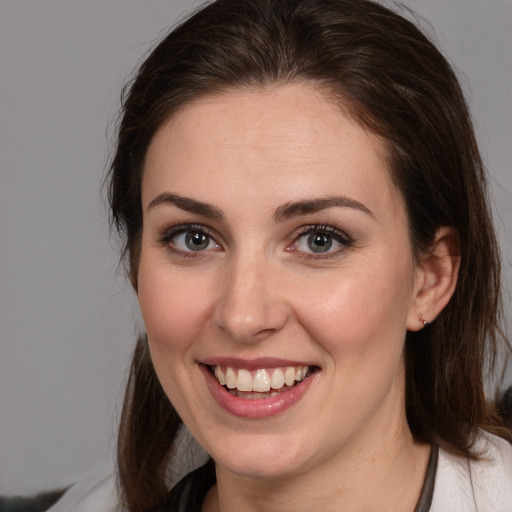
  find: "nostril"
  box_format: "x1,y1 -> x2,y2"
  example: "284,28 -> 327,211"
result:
213,262 -> 290,343
214,306 -> 284,343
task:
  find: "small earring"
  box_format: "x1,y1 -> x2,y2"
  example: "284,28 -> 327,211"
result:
419,314 -> 430,327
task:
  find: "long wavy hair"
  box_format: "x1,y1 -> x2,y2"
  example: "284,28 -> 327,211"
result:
107,0 -> 511,510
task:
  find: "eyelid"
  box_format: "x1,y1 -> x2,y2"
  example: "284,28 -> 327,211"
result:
157,223 -> 222,254
295,224 -> 352,239
291,224 -> 353,258
295,224 -> 353,243
156,222 -> 352,259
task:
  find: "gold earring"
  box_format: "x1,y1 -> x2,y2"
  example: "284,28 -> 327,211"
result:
419,314 -> 430,327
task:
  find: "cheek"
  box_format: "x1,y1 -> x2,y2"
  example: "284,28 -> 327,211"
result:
137,258 -> 214,357
136,260 -> 216,414
293,260 -> 415,360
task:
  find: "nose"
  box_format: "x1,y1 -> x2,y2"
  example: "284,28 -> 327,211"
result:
213,255 -> 289,343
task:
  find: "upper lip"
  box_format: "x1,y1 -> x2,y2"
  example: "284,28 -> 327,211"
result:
201,357 -> 317,370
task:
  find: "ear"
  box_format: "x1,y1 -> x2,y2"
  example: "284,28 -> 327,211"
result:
407,226 -> 460,331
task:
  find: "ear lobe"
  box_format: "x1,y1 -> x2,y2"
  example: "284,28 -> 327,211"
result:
407,226 -> 460,331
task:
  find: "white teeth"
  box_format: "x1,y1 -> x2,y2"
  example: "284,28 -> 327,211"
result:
225,367 -> 237,389
236,369 -> 253,392
214,365 -> 226,386
253,369 -> 271,392
284,367 -> 296,386
270,368 -> 285,389
211,364 -> 312,393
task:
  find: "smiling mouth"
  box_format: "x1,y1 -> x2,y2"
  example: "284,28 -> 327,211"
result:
207,364 -> 318,399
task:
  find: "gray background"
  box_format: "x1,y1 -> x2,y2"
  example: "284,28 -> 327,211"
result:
1,0 -> 511,496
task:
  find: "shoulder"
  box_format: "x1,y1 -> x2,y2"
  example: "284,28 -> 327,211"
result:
46,466 -> 122,512
431,430 -> 512,512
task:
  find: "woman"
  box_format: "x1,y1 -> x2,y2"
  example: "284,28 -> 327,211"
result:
49,0 -> 512,511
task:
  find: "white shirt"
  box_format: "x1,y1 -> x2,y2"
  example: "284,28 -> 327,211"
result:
47,431 -> 512,512
430,431 -> 512,511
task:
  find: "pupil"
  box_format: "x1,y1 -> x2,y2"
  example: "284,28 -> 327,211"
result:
308,233 -> 332,253
185,231 -> 209,251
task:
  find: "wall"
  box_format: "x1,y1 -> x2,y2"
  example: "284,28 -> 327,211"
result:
1,0 -> 510,495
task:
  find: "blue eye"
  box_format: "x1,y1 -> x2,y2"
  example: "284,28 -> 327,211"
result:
160,225 -> 220,253
294,226 -> 351,256
183,231 -> 211,251
305,232 -> 333,253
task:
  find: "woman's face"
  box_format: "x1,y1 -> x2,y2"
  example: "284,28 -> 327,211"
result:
138,84 -> 423,479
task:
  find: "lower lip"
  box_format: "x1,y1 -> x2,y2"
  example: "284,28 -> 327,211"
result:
200,365 -> 317,418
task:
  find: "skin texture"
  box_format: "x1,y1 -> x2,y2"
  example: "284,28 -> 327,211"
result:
137,84 -> 459,512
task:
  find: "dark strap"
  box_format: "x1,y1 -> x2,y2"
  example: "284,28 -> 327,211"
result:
156,458 -> 216,512
166,445 -> 439,512
413,444 -> 438,512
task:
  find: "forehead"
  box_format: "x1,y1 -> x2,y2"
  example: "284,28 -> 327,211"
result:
142,83 -> 402,220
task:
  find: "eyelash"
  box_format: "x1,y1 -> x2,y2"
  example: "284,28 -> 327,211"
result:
158,223 -> 221,258
157,223 -> 353,259
292,224 -> 353,260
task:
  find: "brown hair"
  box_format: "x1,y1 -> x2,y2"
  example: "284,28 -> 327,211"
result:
108,0 -> 511,510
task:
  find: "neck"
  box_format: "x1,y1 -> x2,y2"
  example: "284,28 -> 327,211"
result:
203,422 -> 430,512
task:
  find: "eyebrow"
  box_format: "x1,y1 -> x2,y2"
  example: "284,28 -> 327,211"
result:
273,196 -> 374,222
147,192 -> 224,219
147,192 -> 374,222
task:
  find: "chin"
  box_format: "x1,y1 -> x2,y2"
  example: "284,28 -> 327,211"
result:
209,434 -> 313,480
